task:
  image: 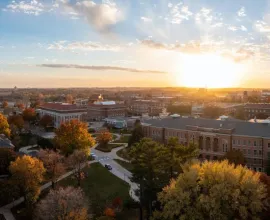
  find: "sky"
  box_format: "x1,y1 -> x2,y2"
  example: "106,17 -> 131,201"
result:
1,0 -> 270,88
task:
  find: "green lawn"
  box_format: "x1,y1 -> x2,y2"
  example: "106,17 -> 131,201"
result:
113,135 -> 130,143
59,163 -> 135,217
95,143 -> 123,152
116,147 -> 131,161
114,159 -> 134,172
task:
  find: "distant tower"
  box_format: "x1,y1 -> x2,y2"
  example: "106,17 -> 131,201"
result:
98,94 -> 104,101
243,91 -> 248,102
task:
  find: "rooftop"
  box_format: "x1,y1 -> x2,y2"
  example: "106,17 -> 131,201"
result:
0,134 -> 15,149
245,103 -> 270,109
39,103 -> 87,112
143,117 -> 270,138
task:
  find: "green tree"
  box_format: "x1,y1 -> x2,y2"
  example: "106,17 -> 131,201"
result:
166,137 -> 199,178
223,149 -> 245,166
129,138 -> 170,219
231,106 -> 245,120
152,160 -> 268,220
54,120 -> 95,156
0,113 -> 11,137
167,104 -> 191,115
128,123 -> 144,147
0,148 -> 16,175
203,106 -> 224,119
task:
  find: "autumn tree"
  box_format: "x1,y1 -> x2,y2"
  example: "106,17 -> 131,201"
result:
54,120 -> 95,156
223,149 -> 245,166
0,113 -> 10,137
8,115 -> 24,131
129,138 -> 170,219
39,114 -> 53,129
128,123 -> 144,147
97,131 -> 113,147
152,160 -> 268,220
2,101 -> 8,108
35,186 -> 88,220
259,173 -> 270,219
66,94 -> 74,104
0,148 -> 16,175
9,155 -> 46,205
166,137 -> 199,178
38,149 -> 66,189
17,103 -> 25,110
22,108 -> 36,122
68,150 -> 89,186
104,208 -> 115,218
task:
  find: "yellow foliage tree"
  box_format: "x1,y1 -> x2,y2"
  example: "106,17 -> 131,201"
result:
9,155 -> 46,205
152,160 -> 268,220
0,113 -> 11,137
54,120 -> 95,156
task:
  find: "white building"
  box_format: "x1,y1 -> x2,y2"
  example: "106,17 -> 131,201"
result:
38,103 -> 87,128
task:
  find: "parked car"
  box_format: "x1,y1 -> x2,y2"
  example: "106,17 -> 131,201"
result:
105,164 -> 112,170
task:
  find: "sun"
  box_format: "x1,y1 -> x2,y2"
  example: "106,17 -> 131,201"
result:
175,53 -> 245,88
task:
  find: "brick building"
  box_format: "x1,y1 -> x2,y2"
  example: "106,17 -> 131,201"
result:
38,103 -> 87,128
142,117 -> 270,172
129,100 -> 165,116
244,103 -> 270,119
86,101 -> 126,121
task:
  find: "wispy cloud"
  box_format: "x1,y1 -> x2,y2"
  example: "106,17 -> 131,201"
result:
237,7 -> 246,17
38,64 -> 168,74
255,20 -> 270,32
169,3 -> 193,24
58,0 -> 124,32
141,16 -> 152,22
3,0 -> 45,15
47,41 -> 120,51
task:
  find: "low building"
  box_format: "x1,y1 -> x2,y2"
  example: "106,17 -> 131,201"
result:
129,100 -> 165,116
244,103 -> 270,119
0,134 -> 15,149
38,103 -> 87,128
86,101 -> 126,121
142,116 -> 270,172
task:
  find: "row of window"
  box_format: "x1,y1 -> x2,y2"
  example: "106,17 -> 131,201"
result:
232,148 -> 263,156
245,109 -> 267,113
232,139 -> 262,147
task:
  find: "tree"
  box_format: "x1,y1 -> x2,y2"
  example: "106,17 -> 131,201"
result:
66,94 -> 74,104
223,149 -> 245,166
128,123 -> 144,147
22,108 -> 36,122
0,113 -> 10,137
231,106 -> 245,120
259,173 -> 270,219
129,138 -> 170,219
167,104 -> 192,115
54,120 -> 95,156
2,101 -> 8,108
39,114 -> 53,129
0,148 -> 16,175
203,106 -> 224,119
104,208 -> 116,218
38,149 -> 66,189
166,137 -> 199,178
68,150 -> 89,186
97,131 -> 113,147
9,155 -> 46,205
152,160 -> 268,220
17,103 -> 25,110
35,186 -> 88,220
8,115 -> 24,131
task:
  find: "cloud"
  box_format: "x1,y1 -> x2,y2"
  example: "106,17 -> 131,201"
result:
47,41 -> 120,51
141,16 -> 152,22
228,25 -> 238,31
38,64 -> 168,74
4,0 -> 44,15
255,20 -> 270,32
222,48 -> 254,62
169,3 -> 193,24
237,7 -> 246,17
240,25 -> 247,31
58,0 -> 124,32
195,7 -> 213,24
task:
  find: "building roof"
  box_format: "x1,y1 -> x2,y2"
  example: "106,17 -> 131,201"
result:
245,103 -> 270,109
0,135 -> 15,148
88,103 -> 126,109
143,117 -> 270,138
39,103 -> 87,113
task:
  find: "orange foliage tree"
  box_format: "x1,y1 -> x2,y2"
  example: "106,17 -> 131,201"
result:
8,115 -> 24,131
97,131 -> 113,147
35,186 -> 88,220
54,120 -> 95,156
2,101 -> 8,108
39,114 -> 53,128
17,103 -> 25,110
22,108 -> 36,121
0,113 -> 11,137
38,149 -> 66,189
9,155 -> 46,205
104,208 -> 115,218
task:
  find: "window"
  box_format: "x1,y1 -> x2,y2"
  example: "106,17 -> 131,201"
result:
248,149 -> 251,155
243,140 -> 246,145
238,140 -> 240,145
248,140 -> 251,146
268,143 -> 270,148
254,141 -> 257,146
258,168 -> 262,172
254,150 -> 257,156
233,140 -> 235,145
259,150 -> 262,155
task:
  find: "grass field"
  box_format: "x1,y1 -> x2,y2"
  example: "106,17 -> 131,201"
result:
113,135 -> 130,143
95,143 -> 123,152
116,147 -> 131,161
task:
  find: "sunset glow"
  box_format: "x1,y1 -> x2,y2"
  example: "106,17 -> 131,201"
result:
176,54 -> 245,88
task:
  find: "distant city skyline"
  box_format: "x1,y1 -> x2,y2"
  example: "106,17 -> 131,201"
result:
1,0 -> 270,88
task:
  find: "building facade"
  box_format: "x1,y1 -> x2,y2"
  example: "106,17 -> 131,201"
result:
142,117 -> 270,172
86,101 -> 126,121
129,100 -> 165,116
38,103 -> 87,128
244,103 -> 270,119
